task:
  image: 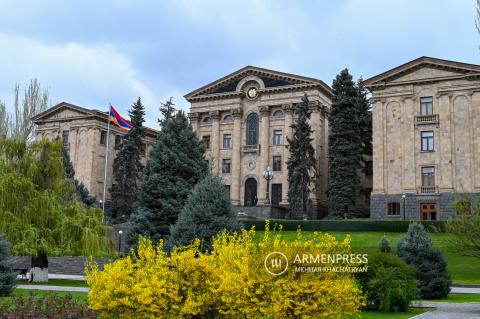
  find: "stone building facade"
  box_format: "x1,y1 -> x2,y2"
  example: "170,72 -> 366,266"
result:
364,57 -> 480,220
32,102 -> 157,201
185,66 -> 333,218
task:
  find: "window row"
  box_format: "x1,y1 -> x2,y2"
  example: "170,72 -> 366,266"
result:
201,110 -> 285,123
202,130 -> 283,149
221,156 -> 282,174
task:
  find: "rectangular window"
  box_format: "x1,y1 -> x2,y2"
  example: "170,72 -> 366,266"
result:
420,96 -> 433,115
62,130 -> 69,147
222,158 -> 231,174
272,155 -> 282,171
115,135 -> 121,147
100,130 -> 107,145
273,130 -> 283,145
225,185 -> 231,199
271,184 -> 282,206
421,131 -> 434,151
388,202 -> 401,215
421,166 -> 435,187
202,135 -> 210,149
223,133 -> 232,149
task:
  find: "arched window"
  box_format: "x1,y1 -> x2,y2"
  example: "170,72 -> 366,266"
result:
223,114 -> 233,121
246,113 -> 259,145
387,202 -> 401,216
273,110 -> 284,117
202,116 -> 212,123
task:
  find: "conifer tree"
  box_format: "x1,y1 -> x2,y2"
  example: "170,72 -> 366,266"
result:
357,79 -> 372,156
397,223 -> 451,299
128,110 -> 208,246
62,147 -> 96,207
328,69 -> 363,217
287,94 -> 317,219
0,235 -> 16,296
158,97 -> 176,126
165,175 -> 241,252
110,98 -> 145,223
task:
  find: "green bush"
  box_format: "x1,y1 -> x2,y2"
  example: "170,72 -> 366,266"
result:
379,234 -> 392,253
242,219 -> 446,232
397,223 -> 451,299
0,235 -> 16,297
357,253 -> 418,312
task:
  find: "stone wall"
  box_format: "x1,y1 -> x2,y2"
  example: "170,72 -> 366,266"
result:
12,256 -> 113,275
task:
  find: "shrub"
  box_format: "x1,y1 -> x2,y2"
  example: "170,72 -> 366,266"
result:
165,175 -> 241,252
87,223 -> 365,319
379,234 -> 392,253
397,223 -> 451,299
0,293 -> 95,318
0,235 -> 16,297
357,253 -> 418,312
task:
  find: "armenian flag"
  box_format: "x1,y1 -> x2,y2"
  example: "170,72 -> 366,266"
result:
109,105 -> 133,131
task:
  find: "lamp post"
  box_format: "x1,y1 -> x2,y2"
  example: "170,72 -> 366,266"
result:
402,193 -> 406,220
262,166 -> 274,205
118,230 -> 123,253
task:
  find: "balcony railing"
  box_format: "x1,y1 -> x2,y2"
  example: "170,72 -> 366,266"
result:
415,114 -> 439,126
242,144 -> 260,153
419,186 -> 437,194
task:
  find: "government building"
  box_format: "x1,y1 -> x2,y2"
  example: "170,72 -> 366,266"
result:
32,103 -> 157,202
365,57 -> 480,220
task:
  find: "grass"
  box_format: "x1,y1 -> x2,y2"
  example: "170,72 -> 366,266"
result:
0,289 -> 88,307
255,230 -> 480,285
350,308 -> 432,318
423,293 -> 480,303
16,279 -> 88,287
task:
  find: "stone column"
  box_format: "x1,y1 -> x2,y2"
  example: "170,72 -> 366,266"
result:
210,111 -> 221,174
231,108 -> 242,205
310,102 -> 322,204
281,104 -> 293,204
188,112 -> 199,133
372,98 -> 385,194
438,93 -> 453,192
259,105 -> 270,204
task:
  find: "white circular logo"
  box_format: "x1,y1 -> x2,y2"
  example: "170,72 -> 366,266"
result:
264,252 -> 289,276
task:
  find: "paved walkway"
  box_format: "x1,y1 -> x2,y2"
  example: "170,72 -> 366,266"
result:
17,285 -> 89,292
411,301 -> 480,319
451,286 -> 480,294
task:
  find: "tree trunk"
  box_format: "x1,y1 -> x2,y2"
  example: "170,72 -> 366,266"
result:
30,253 -> 48,282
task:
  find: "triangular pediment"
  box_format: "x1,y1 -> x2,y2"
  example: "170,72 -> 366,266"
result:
363,56 -> 480,89
32,102 -> 95,122
185,66 -> 332,99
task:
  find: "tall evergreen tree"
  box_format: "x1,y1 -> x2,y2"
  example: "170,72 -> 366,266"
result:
287,94 -> 317,219
110,98 -> 145,223
62,147 -> 96,207
357,78 -> 372,157
328,69 -> 363,217
128,110 -> 208,246
158,97 -> 176,126
165,174 -> 241,252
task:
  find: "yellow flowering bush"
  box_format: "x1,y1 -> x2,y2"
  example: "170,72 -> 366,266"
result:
86,222 -> 365,318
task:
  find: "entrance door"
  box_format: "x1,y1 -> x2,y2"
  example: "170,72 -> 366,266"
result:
244,178 -> 257,207
421,203 -> 437,220
271,184 -> 282,206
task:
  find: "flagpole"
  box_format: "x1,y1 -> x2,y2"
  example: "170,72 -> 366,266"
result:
102,104 -> 111,224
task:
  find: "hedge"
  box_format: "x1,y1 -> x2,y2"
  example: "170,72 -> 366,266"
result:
241,219 -> 446,233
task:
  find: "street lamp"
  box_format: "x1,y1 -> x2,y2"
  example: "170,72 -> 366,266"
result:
262,166 -> 274,205
402,193 -> 406,220
118,230 -> 123,253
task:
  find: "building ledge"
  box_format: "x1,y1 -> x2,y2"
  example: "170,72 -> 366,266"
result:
415,114 -> 439,127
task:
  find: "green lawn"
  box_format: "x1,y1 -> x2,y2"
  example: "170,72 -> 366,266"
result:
255,230 -> 480,285
0,289 -> 88,307
350,308 -> 432,318
423,293 -> 480,303
16,279 -> 88,287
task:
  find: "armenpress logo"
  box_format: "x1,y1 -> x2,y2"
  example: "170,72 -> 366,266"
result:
264,251 -> 289,275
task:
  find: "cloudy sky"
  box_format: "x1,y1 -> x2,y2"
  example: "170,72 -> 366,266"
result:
0,0 -> 478,128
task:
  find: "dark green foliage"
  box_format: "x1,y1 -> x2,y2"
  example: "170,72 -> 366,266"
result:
128,110 -> 208,246
242,219 -> 446,232
0,235 -> 16,296
158,97 -> 176,126
447,199 -> 480,258
62,147 -> 96,207
286,94 -> 317,218
379,234 -> 392,253
110,98 -> 146,223
357,253 -> 418,312
165,175 -> 242,252
397,223 -> 451,299
357,79 -> 372,156
328,69 -> 364,217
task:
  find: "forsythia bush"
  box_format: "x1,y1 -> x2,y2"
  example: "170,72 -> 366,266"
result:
86,222 -> 365,318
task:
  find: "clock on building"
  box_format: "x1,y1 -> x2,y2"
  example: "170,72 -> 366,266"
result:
247,87 -> 258,99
